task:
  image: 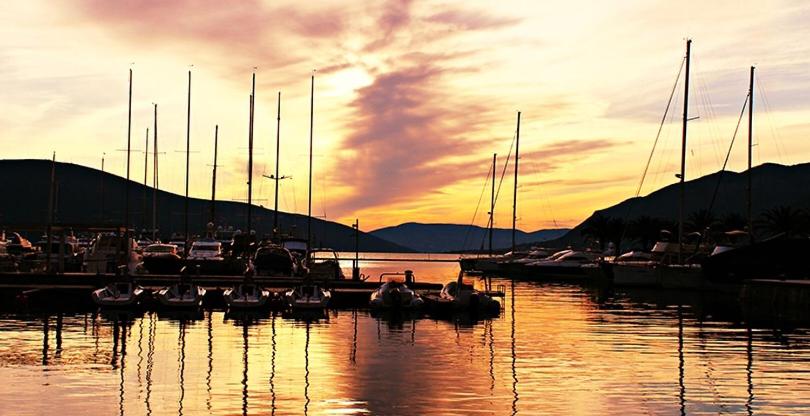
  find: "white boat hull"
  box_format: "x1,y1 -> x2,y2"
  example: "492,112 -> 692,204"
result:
156,284 -> 206,308
224,287 -> 271,309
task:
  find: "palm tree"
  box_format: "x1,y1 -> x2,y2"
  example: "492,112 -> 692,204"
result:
580,213 -> 612,250
626,216 -> 667,251
686,209 -> 718,234
757,206 -> 809,238
719,212 -> 747,232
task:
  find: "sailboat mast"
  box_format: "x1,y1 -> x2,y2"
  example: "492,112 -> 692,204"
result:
511,111 -> 521,252
143,128 -> 149,233
100,154 -> 105,223
274,91 -> 281,237
678,39 -> 691,263
125,68 -> 132,237
490,153 -> 496,256
747,66 -> 755,242
152,104 -> 158,241
211,125 -> 218,224
247,73 -> 256,233
307,74 -> 314,254
184,70 -> 191,241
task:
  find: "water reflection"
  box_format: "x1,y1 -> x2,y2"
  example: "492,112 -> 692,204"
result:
1,270 -> 810,415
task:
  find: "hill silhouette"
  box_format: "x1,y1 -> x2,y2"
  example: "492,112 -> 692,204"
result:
370,222 -> 568,252
549,162 -> 810,247
0,159 -> 412,252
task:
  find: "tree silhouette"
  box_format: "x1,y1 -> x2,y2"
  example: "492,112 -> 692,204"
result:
757,206 -> 809,238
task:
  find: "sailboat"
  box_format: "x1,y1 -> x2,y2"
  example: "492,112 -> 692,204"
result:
280,73 -> 334,310
614,39 -> 704,288
460,112 -> 522,274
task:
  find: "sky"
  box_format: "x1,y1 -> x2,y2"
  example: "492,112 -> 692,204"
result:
2,0 -> 810,231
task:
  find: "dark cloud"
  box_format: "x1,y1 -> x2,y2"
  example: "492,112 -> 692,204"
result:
425,9 -> 520,31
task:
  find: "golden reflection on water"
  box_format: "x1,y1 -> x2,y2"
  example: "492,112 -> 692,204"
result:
0,254 -> 809,415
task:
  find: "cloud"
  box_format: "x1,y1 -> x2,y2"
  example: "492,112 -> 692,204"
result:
328,62 -> 494,215
425,9 -> 520,31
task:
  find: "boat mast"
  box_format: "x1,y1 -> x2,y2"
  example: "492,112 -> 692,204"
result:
184,70 -> 191,241
211,125 -> 218,225
307,73 -> 314,255
511,111 -> 521,252
152,104 -> 158,241
143,128 -> 149,234
247,72 -> 255,233
273,91 -> 281,238
47,152 -> 56,272
747,66 -> 755,243
489,153 -> 496,256
678,39 -> 691,263
100,153 -> 105,223
125,68 -> 132,238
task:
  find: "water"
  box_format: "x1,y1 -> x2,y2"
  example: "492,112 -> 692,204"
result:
1,253 -> 809,415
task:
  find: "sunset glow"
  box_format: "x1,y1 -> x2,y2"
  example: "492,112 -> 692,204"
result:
2,0 -> 809,230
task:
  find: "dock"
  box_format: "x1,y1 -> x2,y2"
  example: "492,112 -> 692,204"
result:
0,271 -> 446,310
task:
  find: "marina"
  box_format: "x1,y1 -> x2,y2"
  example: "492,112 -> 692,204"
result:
3,1 -> 810,414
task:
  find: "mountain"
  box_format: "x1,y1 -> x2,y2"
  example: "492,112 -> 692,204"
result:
0,159 -> 412,252
549,162 -> 810,247
370,222 -> 570,253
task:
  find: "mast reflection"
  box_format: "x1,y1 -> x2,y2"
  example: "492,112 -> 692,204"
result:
119,319 -> 127,416
42,315 -> 49,366
270,312 -> 277,416
178,319 -> 187,416
678,305 -> 685,416
55,313 -> 63,359
145,313 -> 155,416
206,311 -> 213,413
746,326 -> 754,416
242,317 -> 249,416
304,320 -> 311,416
511,279 -> 519,415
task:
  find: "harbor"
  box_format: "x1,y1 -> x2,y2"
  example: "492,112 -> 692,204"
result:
4,1 -> 810,414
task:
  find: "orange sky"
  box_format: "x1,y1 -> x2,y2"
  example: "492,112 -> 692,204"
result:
2,0 -> 810,231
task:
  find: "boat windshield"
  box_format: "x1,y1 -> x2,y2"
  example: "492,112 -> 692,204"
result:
145,245 -> 175,253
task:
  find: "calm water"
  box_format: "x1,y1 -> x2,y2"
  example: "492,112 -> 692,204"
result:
1,253 -> 809,415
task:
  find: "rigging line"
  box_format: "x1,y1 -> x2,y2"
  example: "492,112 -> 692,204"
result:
619,57 -> 684,244
478,130 -> 517,251
462,165 -> 493,252
756,77 -> 786,164
636,57 -> 685,198
706,93 -> 749,216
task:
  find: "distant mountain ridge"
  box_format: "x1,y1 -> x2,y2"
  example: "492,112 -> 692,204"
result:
370,222 -> 569,253
0,159 -> 412,252
549,162 -> 810,247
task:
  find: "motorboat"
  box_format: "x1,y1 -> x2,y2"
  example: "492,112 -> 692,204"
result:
432,273 -> 500,312
185,239 -> 229,275
84,234 -> 142,274
5,232 -> 35,256
168,239 -> 188,257
702,234 -> 810,282
458,255 -> 503,273
285,283 -> 331,310
307,248 -> 346,280
224,280 -> 272,309
610,251 -> 659,287
521,250 -> 598,279
155,281 -> 206,308
369,270 -> 424,309
141,243 -> 183,274
281,237 -> 309,274
253,243 -> 296,276
92,281 -> 145,307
